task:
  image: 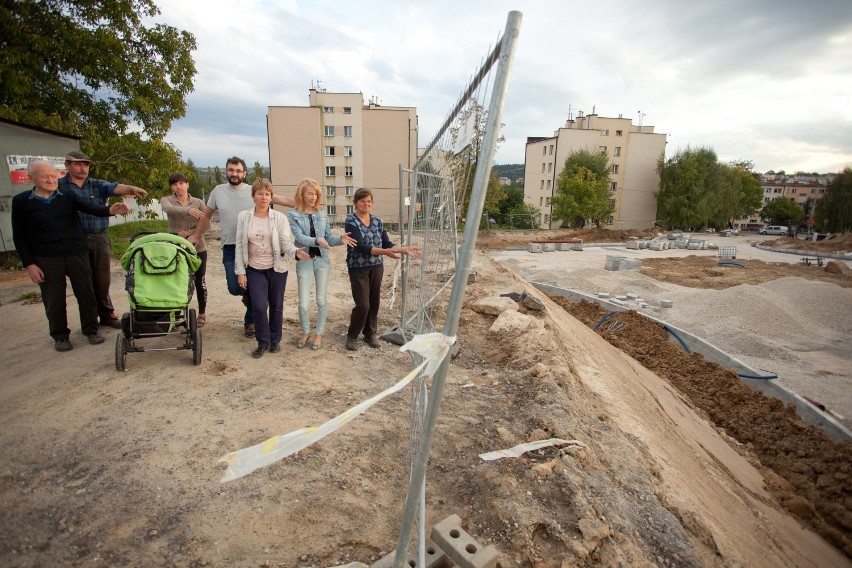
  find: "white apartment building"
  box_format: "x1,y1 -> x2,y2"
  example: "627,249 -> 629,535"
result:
734,172 -> 834,230
267,89 -> 418,223
523,112 -> 667,229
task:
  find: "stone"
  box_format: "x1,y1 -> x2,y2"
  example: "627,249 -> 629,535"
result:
471,296 -> 519,315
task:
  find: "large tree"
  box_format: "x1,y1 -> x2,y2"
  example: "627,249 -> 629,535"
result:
814,167 -> 852,233
551,148 -> 613,228
0,0 -> 196,196
760,198 -> 804,228
708,163 -> 764,228
656,147 -> 721,230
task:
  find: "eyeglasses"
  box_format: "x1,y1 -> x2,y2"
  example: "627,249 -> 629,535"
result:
226,169 -> 245,174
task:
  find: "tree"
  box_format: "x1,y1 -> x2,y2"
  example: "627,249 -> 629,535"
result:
814,167 -> 852,232
709,164 -> 763,228
551,148 -> 613,228
656,147 -> 722,230
760,198 -> 803,227
0,0 -> 197,195
0,0 -> 196,139
249,161 -> 266,184
213,166 -> 223,186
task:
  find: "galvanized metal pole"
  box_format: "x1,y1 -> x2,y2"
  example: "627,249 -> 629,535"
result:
392,11 -> 522,567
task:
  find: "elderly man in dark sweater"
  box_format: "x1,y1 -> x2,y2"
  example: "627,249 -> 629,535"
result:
12,160 -> 130,352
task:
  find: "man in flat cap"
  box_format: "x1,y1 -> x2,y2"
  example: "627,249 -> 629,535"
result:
59,151 -> 149,328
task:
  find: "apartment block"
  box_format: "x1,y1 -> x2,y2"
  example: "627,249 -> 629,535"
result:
734,172 -> 834,229
523,112 -> 666,229
267,89 -> 418,223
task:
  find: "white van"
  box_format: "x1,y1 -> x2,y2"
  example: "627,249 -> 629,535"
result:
759,225 -> 788,235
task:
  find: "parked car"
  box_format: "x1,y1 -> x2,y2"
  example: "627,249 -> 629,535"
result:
759,225 -> 788,235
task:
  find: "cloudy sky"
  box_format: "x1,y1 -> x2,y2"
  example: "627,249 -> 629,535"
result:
152,0 -> 852,174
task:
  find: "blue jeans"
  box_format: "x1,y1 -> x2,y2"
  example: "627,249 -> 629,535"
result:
246,267 -> 287,348
222,245 -> 253,325
296,255 -> 331,334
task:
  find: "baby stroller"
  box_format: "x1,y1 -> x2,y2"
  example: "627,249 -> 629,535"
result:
115,233 -> 202,370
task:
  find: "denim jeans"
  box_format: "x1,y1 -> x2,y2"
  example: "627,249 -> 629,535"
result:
295,255 -> 331,334
222,245 -> 253,325
246,266 -> 287,348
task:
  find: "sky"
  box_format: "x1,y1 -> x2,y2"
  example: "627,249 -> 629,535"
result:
152,0 -> 852,174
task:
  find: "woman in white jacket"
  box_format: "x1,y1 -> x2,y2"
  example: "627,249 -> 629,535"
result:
235,179 -> 309,358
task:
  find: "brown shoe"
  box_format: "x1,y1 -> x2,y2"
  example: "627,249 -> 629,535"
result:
365,336 -> 381,349
244,324 -> 255,338
345,336 -> 357,351
100,316 -> 123,329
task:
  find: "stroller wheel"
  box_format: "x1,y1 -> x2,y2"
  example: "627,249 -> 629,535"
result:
115,333 -> 127,371
192,328 -> 202,365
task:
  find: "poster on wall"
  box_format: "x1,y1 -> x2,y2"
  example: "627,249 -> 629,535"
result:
6,155 -> 68,184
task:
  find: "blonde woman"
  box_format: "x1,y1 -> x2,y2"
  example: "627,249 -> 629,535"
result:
235,179 -> 309,358
288,178 -> 356,349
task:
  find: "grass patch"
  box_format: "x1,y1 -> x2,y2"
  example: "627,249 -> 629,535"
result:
109,220 -> 169,259
16,291 -> 42,304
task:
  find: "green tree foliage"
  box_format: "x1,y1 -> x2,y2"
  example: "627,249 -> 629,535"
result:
249,161 -> 266,184
656,147 -> 721,230
760,198 -> 804,227
0,0 -> 197,194
814,167 -> 852,232
213,166 -> 223,186
709,164 -> 764,227
0,0 -> 196,138
551,149 -> 613,228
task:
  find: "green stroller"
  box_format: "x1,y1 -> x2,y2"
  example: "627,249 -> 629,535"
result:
116,233 -> 203,370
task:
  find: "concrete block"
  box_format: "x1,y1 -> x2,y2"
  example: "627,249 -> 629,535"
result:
597,292 -> 610,298
555,242 -> 571,251
660,299 -> 673,308
431,514 -> 499,568
528,243 -> 542,253
371,538 -> 448,568
569,243 -> 583,251
541,242 -> 556,252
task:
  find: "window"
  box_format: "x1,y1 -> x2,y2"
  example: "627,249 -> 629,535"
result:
344,126 -> 352,137
614,147 -> 621,157
615,130 -> 623,136
343,107 -> 352,114
540,180 -> 544,189
345,166 -> 353,177
549,145 -> 554,155
325,146 -> 335,156
611,164 -> 619,174
539,197 -> 544,206
323,106 -> 333,113
544,213 -> 550,224
599,146 -> 607,153
327,205 -> 336,215
542,146 -> 547,156
545,197 -> 551,206
547,163 -> 552,172
346,205 -> 354,215
607,216 -> 614,225
326,185 -> 336,196
324,126 -> 334,136
541,163 -> 545,173
344,146 -> 353,157
602,129 -> 609,136
346,186 -> 354,196
325,166 -> 336,176
546,180 -> 551,189
611,181 -> 617,192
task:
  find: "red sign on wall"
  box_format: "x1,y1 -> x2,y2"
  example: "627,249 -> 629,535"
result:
6,155 -> 68,184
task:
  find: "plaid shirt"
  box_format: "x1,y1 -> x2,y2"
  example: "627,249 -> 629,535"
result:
58,173 -> 119,233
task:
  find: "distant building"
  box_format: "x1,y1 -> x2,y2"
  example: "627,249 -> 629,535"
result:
267,89 -> 417,223
523,112 -> 666,229
734,172 -> 834,229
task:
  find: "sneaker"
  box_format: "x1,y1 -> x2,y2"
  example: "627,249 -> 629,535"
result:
244,324 -> 255,337
54,339 -> 73,352
87,332 -> 106,345
365,336 -> 381,349
269,343 -> 281,353
345,336 -> 358,351
100,317 -> 123,329
252,345 -> 268,359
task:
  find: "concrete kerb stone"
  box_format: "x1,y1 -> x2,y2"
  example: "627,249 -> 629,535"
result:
532,281 -> 852,443
754,243 -> 852,261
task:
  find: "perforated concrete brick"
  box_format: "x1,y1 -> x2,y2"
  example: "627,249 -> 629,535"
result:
430,514 -> 499,568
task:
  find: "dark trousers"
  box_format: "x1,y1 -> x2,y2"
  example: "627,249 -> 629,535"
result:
36,254 -> 99,341
195,250 -> 208,314
347,264 -> 383,340
222,245 -> 252,325
84,232 -> 115,319
246,266 -> 287,348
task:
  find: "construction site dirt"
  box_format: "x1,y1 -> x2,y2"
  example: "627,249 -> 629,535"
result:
0,226 -> 850,567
